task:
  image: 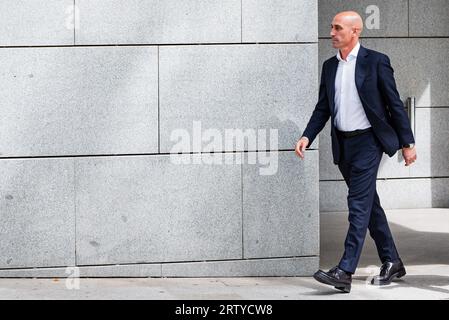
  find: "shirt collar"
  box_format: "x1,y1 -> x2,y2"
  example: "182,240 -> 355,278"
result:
336,42 -> 360,62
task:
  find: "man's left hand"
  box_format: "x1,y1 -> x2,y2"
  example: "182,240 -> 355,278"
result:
402,146 -> 417,166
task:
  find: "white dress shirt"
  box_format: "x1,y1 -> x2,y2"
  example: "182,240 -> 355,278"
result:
334,42 -> 371,132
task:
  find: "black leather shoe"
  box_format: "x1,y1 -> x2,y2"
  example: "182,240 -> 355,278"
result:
371,259 -> 406,286
313,266 -> 352,293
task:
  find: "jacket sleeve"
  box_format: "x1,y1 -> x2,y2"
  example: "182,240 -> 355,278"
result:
302,61 -> 331,148
377,54 -> 415,146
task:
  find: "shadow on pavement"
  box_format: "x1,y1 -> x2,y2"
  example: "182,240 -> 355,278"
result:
320,213 -> 449,268
315,212 -> 449,296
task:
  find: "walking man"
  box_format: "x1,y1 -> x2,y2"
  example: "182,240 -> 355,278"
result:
295,11 -> 417,293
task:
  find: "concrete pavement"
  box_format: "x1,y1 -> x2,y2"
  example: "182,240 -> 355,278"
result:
0,208 -> 448,300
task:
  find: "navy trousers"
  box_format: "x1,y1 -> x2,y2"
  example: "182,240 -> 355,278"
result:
336,129 -> 400,274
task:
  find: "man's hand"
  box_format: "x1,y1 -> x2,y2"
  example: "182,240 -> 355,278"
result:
402,146 -> 417,166
295,137 -> 309,159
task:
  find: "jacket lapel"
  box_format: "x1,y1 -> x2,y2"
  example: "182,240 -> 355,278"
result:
327,56 -> 339,117
355,45 -> 369,93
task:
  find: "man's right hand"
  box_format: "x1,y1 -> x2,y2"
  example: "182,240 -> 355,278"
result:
295,137 -> 309,159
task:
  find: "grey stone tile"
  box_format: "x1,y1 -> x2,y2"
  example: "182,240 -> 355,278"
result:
320,180 -> 347,213
0,46 -> 158,157
242,151 -> 319,259
0,0 -> 73,46
360,38 -> 449,108
0,257 -> 318,278
318,0 -> 408,38
318,39 -> 337,68
376,178 -> 449,209
162,257 -> 319,277
0,264 -> 162,278
242,0 -> 317,43
410,0 -> 449,37
75,0 -> 241,44
320,177 -> 449,212
75,154 -> 242,265
159,44 -> 318,153
430,178 -> 449,208
0,268 -> 69,278
0,158 -> 75,269
78,264 -> 162,277
410,108 -> 449,177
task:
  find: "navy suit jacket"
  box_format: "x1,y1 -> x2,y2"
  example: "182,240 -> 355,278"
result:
302,45 -> 415,165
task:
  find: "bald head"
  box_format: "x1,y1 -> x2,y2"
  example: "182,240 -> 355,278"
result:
334,11 -> 364,35
330,11 -> 363,51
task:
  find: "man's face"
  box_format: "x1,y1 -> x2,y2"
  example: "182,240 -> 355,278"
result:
330,16 -> 356,49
